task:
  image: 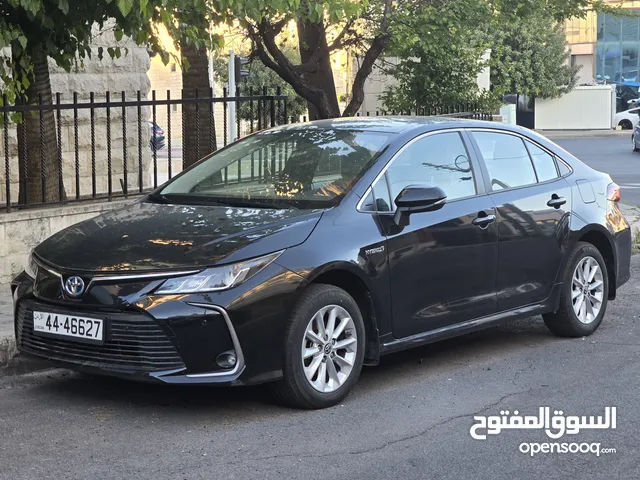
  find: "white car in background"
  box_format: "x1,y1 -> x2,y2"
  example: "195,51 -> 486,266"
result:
614,107 -> 640,130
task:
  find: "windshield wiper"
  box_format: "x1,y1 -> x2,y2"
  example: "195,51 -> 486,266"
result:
148,194 -> 297,210
217,198 -> 299,210
146,192 -> 171,204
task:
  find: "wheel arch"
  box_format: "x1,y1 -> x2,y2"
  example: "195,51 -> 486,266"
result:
574,226 -> 617,300
307,264 -> 381,365
619,119 -> 633,129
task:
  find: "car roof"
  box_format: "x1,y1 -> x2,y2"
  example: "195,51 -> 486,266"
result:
274,115 -> 525,136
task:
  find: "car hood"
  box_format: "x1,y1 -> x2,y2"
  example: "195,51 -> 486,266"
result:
34,202 -> 322,273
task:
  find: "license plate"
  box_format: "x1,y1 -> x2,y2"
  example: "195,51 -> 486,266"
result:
33,311 -> 104,343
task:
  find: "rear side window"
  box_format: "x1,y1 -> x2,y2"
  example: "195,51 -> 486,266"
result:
525,140 -> 558,182
557,160 -> 571,176
472,132 -> 537,191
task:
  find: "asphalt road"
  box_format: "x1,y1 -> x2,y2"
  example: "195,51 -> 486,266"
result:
556,136 -> 640,206
1,135 -> 639,480
1,268 -> 639,479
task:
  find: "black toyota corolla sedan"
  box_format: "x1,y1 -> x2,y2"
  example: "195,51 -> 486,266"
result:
11,117 -> 632,409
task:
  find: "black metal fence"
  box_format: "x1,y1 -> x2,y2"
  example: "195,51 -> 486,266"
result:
1,92 -> 491,213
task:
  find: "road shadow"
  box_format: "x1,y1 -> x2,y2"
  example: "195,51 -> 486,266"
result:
28,315 -> 559,418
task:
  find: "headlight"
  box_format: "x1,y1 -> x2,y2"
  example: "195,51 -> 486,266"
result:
24,251 -> 38,279
155,250 -> 284,294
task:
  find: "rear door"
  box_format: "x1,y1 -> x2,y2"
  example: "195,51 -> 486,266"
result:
468,130 -> 572,312
366,130 -> 499,338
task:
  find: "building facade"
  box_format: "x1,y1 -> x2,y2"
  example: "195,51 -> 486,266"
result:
565,2 -> 640,111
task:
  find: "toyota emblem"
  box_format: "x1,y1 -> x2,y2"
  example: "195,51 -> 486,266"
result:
64,276 -> 85,297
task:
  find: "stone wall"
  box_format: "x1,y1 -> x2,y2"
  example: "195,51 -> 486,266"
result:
0,27 -> 153,205
0,200 -> 131,283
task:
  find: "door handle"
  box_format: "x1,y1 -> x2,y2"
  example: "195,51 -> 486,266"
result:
472,213 -> 496,228
547,195 -> 567,208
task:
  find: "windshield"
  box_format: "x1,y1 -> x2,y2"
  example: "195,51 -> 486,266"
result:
158,127 -> 391,209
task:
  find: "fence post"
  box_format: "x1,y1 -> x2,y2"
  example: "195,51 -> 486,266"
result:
73,92 -> 80,200
223,87 -> 228,146
228,50 -> 237,142
236,86 -> 241,139
39,93 -> 46,203
56,93 -> 63,202
270,88 -> 276,128
136,91 -> 142,193
195,88 -> 200,160
106,91 -> 112,199
91,92 -> 97,197
3,95 -> 10,212
167,90 -> 172,180
276,86 -> 282,125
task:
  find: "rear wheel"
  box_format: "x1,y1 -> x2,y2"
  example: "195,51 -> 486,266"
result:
543,242 -> 608,337
620,119 -> 633,130
272,284 -> 365,409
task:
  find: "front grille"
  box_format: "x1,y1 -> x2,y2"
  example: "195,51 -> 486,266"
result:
16,303 -> 185,372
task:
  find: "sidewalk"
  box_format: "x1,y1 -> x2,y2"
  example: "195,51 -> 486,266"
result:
536,129 -> 630,139
0,284 -> 16,369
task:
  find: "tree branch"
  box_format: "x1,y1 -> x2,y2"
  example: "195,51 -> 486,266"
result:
343,0 -> 394,116
248,20 -> 333,117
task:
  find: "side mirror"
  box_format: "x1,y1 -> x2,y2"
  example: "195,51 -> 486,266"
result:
393,185 -> 447,226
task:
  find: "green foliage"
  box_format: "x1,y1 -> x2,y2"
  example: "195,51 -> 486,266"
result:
213,51 -> 307,121
489,12 -> 579,99
380,0 -> 601,113
0,0 -> 222,101
215,0 -> 368,25
380,0 -> 496,113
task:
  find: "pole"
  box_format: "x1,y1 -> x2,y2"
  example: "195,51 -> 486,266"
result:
228,50 -> 237,142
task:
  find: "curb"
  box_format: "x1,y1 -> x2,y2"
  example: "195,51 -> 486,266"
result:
0,335 -> 17,367
0,335 -> 49,377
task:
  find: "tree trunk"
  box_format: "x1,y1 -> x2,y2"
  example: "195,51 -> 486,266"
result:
17,45 -> 65,205
297,20 -> 340,119
181,40 -> 217,169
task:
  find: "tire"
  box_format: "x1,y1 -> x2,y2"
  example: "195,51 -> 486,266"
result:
543,242 -> 609,337
633,136 -> 639,152
620,120 -> 633,130
272,284 -> 365,409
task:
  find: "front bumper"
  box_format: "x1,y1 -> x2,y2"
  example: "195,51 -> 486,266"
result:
15,298 -> 246,385
12,261 -> 309,385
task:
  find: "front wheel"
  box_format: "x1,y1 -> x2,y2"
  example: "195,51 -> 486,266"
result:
543,242 -> 609,337
633,135 -> 639,152
272,284 -> 365,409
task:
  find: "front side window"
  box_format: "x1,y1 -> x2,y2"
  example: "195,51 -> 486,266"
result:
472,132 -> 537,191
383,132 -> 476,205
159,128 -> 391,209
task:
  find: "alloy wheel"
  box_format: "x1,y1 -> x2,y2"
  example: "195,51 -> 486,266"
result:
301,305 -> 357,393
571,256 -> 604,324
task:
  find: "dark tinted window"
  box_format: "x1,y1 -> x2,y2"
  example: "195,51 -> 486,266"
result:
472,132 -> 536,190
373,178 -> 392,212
385,132 -> 476,203
359,190 -> 376,212
525,140 -> 558,182
161,129 -> 391,209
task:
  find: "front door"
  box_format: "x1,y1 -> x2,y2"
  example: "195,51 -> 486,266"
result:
373,131 -> 499,339
468,131 -> 572,311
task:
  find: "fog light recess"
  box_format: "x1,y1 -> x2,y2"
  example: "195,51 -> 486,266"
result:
216,351 -> 237,369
